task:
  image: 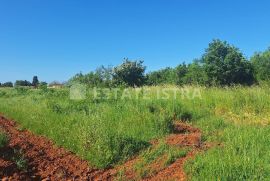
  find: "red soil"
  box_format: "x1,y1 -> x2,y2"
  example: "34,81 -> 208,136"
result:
0,115 -> 205,181
166,122 -> 202,147
146,122 -> 203,181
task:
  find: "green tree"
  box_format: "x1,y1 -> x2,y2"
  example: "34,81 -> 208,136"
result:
183,61 -> 208,85
202,39 -> 254,85
15,80 -> 32,87
32,76 -> 39,87
113,59 -> 146,87
95,65 -> 113,87
69,72 -> 84,84
251,48 -> 270,83
146,67 -> 177,85
2,82 -> 13,87
69,66 -> 113,87
146,71 -> 163,85
175,63 -> 188,85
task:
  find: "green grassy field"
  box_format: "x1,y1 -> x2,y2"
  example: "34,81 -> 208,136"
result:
0,86 -> 270,179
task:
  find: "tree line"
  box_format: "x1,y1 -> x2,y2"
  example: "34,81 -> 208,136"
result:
0,76 -> 47,88
69,39 -> 270,87
1,39 -> 269,88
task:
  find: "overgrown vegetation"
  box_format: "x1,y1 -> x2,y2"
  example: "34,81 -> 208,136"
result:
0,87 -> 184,168
184,86 -> 270,180
251,48 -> 270,83
0,85 -> 270,181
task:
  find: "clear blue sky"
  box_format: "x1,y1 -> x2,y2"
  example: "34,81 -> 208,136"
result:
1,0 -> 270,83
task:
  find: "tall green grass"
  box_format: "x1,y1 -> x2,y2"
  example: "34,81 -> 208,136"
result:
0,85 -> 270,180
0,87 -> 185,168
182,85 -> 270,180
185,124 -> 270,180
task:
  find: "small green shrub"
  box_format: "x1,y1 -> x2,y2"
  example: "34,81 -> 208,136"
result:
12,149 -> 28,171
0,131 -> 8,148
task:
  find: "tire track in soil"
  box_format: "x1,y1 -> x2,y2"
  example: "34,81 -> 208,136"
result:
0,115 -> 206,181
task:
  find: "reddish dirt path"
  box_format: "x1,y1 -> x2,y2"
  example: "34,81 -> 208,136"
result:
0,115 -> 204,181
146,122 -> 203,181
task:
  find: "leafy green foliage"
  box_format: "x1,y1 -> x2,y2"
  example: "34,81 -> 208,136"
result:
251,48 -> 270,83
15,80 -> 32,87
69,60 -> 146,87
203,39 -> 254,85
182,61 -> 208,85
175,63 -> 188,85
69,66 -> 113,88
65,39 -> 270,87
113,59 -> 146,87
0,82 -> 13,87
147,67 -> 177,85
146,62 -> 208,86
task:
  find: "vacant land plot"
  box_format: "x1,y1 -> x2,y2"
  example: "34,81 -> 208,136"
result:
0,86 -> 270,180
